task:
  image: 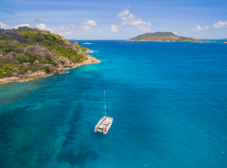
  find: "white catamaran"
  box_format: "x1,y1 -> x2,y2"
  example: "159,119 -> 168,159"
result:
94,90 -> 113,134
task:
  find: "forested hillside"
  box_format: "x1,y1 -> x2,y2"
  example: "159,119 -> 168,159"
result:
0,27 -> 89,79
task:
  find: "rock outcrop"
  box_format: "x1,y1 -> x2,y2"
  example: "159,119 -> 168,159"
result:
0,29 -> 30,43
33,60 -> 40,66
0,52 -> 26,64
11,72 -> 18,76
44,64 -> 57,72
22,62 -> 31,68
24,45 -> 55,59
26,70 -> 47,78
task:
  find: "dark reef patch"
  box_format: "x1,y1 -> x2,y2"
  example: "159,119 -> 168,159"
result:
57,103 -> 98,166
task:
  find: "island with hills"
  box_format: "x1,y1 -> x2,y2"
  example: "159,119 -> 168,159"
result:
128,32 -> 210,42
0,27 -> 100,85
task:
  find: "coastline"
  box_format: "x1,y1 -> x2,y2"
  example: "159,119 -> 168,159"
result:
0,54 -> 100,86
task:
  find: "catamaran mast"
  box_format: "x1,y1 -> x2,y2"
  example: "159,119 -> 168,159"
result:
104,90 -> 107,117
94,90 -> 113,134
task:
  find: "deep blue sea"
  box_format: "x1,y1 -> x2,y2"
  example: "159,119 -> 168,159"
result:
0,40 -> 227,168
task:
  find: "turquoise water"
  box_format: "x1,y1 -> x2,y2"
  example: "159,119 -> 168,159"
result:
0,41 -> 227,168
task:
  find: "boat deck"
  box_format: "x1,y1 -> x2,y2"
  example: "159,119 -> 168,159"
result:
94,116 -> 113,134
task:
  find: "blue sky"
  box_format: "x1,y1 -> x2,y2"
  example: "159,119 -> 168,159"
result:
0,0 -> 227,39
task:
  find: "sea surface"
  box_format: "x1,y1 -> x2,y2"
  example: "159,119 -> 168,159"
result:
0,40 -> 227,168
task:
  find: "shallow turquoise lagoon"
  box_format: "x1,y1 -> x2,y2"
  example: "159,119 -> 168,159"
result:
0,41 -> 227,168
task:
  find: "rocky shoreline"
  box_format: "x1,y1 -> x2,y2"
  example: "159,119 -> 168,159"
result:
0,54 -> 100,85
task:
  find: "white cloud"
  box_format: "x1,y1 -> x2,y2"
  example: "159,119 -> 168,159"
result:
191,25 -> 209,32
174,31 -> 178,35
84,20 -> 96,27
0,22 -> 11,29
0,20 -> 95,37
117,9 -> 130,17
213,21 -> 227,28
121,14 -> 152,32
204,26 -> 209,30
53,25 -> 75,35
81,20 -> 97,33
111,24 -> 119,32
36,23 -> 54,32
14,24 -> 30,29
192,25 -> 203,31
96,30 -> 102,35
71,24 -> 75,29
51,20 -> 97,36
0,20 -> 98,37
81,25 -> 94,33
127,27 -> 129,30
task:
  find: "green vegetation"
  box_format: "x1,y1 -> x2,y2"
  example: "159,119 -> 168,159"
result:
41,66 -> 51,73
16,28 -> 86,62
24,53 -> 38,64
40,56 -> 57,66
18,65 -> 38,73
73,43 -> 87,51
30,65 -> 38,72
19,67 -> 28,73
16,56 -> 28,64
18,29 -> 63,49
0,43 -> 22,54
16,54 -> 38,64
16,54 -> 56,66
0,64 -> 16,78
0,60 -> 11,66
59,48 -> 86,62
0,33 -> 13,41
0,33 -> 28,55
0,41 -> 26,55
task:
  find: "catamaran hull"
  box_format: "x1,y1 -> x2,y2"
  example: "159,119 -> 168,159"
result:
94,116 -> 113,134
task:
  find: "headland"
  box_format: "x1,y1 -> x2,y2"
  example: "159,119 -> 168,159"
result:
0,27 -> 100,85
128,32 -> 211,42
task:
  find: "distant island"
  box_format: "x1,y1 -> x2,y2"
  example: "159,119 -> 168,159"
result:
0,27 -> 100,85
220,38 -> 227,40
128,32 -> 210,42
